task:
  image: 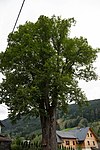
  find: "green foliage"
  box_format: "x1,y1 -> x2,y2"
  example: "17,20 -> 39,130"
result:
15,136 -> 22,145
11,144 -> 21,150
89,121 -> 100,137
78,118 -> 88,127
11,137 -> 23,150
0,15 -> 99,121
2,116 -> 41,137
76,145 -> 82,150
31,134 -> 42,144
67,99 -> 100,122
57,100 -> 100,131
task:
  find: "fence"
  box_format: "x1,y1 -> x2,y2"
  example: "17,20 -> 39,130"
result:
12,142 -> 75,150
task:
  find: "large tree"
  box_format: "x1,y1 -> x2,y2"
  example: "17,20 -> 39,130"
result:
0,15 -> 99,150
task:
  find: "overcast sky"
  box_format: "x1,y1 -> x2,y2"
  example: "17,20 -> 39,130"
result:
0,0 -> 100,120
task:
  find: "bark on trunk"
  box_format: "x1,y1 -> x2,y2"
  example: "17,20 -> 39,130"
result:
40,107 -> 57,150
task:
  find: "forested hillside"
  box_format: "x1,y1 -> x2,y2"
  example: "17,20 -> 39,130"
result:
2,99 -> 100,137
57,99 -> 100,127
57,99 -> 100,137
68,99 -> 100,121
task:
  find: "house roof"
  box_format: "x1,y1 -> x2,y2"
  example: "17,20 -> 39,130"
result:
56,134 -> 62,143
57,127 -> 98,142
68,127 -> 89,141
0,134 -> 11,142
56,130 -> 76,139
66,127 -> 89,141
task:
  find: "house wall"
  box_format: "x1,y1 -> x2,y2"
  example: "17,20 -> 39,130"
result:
83,129 -> 98,149
0,141 -> 11,150
61,138 -> 77,149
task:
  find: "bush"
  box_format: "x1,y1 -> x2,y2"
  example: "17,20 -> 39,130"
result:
11,144 -> 21,150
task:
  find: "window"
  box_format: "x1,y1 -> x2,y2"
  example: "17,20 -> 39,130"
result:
87,133 -> 89,137
87,141 -> 90,145
66,141 -> 70,145
90,133 -> 92,137
93,141 -> 95,145
73,141 -> 75,145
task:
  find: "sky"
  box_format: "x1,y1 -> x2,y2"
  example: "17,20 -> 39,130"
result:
0,0 -> 100,120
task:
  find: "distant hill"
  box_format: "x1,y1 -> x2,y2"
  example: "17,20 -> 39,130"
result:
2,117 -> 41,136
2,99 -> 100,137
64,99 -> 100,122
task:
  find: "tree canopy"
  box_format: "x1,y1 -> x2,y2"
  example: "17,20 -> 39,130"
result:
0,15 -> 99,121
0,15 -> 100,150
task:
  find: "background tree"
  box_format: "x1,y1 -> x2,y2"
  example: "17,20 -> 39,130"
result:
78,118 -> 88,127
0,15 -> 99,150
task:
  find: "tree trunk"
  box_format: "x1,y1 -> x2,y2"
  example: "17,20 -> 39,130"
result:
40,107 -> 57,150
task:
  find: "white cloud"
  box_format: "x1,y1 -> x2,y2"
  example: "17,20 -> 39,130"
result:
0,104 -> 8,120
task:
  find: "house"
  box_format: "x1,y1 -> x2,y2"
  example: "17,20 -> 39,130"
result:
0,121 -> 11,150
57,130 -> 77,149
56,127 -> 99,150
0,134 -> 11,150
